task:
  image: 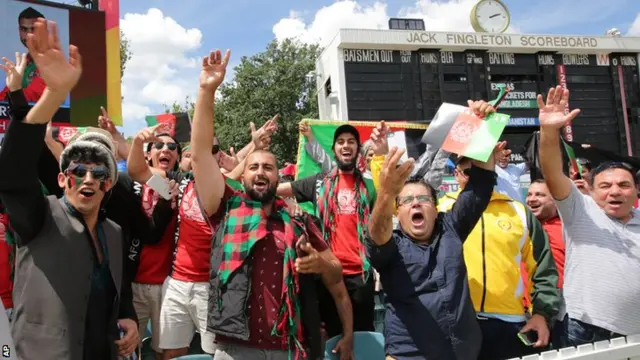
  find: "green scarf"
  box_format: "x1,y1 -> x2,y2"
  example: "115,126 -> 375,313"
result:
317,168 -> 371,276
217,193 -> 307,360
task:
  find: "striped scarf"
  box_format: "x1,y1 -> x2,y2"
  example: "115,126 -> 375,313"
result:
317,168 -> 371,275
218,194 -> 307,360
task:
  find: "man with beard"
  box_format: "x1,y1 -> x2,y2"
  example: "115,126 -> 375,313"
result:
367,102 -> 501,358
0,19 -> 138,359
278,122 -> 377,339
525,180 -> 566,349
191,49 -> 352,360
0,7 -> 46,102
538,86 -> 640,346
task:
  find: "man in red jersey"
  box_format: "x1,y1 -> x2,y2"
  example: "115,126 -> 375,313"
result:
0,7 -> 47,103
526,179 -> 566,349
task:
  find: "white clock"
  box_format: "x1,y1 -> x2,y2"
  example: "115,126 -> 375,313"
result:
470,0 -> 511,34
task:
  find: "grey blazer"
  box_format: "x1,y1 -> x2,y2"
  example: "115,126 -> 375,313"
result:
11,197 -> 124,360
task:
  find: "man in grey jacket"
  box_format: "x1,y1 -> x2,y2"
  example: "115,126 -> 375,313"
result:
0,19 -> 138,360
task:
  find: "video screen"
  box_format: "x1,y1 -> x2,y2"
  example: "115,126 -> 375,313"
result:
0,0 -> 107,140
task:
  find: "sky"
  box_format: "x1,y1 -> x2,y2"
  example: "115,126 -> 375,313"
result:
53,0 -> 640,135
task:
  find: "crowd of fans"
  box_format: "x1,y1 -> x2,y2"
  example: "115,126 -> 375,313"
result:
0,18 -> 638,360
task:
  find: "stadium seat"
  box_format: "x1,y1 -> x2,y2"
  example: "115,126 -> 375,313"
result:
324,331 -> 385,360
173,355 -> 213,360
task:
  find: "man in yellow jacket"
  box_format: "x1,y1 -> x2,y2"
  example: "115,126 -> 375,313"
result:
436,156 -> 560,360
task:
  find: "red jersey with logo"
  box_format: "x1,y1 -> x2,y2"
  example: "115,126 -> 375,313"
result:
134,185 -> 177,284
332,173 -> 364,275
172,180 -> 215,282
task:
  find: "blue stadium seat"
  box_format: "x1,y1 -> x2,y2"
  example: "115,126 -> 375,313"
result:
174,355 -> 212,360
324,331 -> 385,360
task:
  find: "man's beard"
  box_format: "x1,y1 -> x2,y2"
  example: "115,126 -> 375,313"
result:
244,177 -> 278,204
336,158 -> 356,171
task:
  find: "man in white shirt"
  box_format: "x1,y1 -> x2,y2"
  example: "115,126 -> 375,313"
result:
538,85 -> 640,346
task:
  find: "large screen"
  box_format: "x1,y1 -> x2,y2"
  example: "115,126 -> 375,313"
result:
0,0 -> 107,140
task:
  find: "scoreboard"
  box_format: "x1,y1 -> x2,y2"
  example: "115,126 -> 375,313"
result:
316,29 -> 640,158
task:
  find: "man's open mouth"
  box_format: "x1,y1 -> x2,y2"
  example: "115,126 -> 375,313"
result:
341,151 -> 353,161
79,189 -> 96,199
529,203 -> 541,211
254,179 -> 268,192
608,200 -> 623,207
411,211 -> 425,227
158,155 -> 171,166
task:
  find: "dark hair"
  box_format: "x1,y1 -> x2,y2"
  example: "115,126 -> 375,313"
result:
591,162 -> 636,186
454,156 -> 472,167
146,133 -> 182,171
400,176 -> 439,207
19,7 -> 44,21
531,179 -> 546,185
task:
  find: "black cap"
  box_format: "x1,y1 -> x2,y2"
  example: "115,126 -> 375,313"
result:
333,124 -> 360,147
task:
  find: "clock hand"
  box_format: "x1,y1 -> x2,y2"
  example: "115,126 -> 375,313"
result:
489,13 -> 501,18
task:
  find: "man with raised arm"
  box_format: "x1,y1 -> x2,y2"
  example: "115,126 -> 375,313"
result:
191,49 -> 352,360
0,19 -> 138,360
367,101 -> 500,360
537,86 -> 640,345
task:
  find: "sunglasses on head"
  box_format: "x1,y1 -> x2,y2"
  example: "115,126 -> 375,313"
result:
153,142 -> 178,151
396,195 -> 434,207
65,163 -> 110,181
212,144 -> 220,154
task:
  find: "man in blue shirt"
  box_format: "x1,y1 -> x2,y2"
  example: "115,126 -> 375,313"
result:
367,100 -> 501,360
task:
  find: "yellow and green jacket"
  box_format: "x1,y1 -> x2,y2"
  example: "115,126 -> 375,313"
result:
438,190 -> 560,321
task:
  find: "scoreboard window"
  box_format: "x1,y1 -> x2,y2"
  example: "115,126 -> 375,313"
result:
388,18 -> 425,31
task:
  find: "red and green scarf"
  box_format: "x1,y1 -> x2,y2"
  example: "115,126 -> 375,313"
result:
217,193 -> 307,360
317,168 -> 372,275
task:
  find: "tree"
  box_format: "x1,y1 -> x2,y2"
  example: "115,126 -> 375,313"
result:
165,96 -> 195,118
120,30 -> 132,78
213,39 -> 321,164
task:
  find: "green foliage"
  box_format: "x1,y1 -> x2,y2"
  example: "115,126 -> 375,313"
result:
165,96 -> 196,118
120,30 -> 132,79
216,40 -> 320,164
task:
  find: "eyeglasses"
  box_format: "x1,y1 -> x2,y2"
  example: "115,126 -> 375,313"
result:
65,163 -> 110,181
396,195 -> 434,207
212,144 -> 220,154
153,142 -> 178,151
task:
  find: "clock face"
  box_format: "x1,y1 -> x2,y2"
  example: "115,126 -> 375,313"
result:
475,0 -> 509,33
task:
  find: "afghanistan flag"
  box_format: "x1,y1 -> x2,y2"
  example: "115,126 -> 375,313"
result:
421,89 -> 511,162
53,125 -> 88,145
296,120 -> 428,180
146,112 -> 191,143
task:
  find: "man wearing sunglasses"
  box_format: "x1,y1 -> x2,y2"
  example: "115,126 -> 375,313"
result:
538,86 -> 640,347
0,21 -> 139,360
441,153 -> 559,359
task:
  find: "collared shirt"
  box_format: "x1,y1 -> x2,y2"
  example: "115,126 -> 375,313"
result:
494,163 -> 528,203
366,167 -> 495,360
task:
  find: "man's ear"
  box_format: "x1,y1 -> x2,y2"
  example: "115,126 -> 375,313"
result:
57,172 -> 67,189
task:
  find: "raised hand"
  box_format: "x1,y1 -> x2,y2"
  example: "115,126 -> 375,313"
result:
537,86 -> 581,130
379,147 -> 415,197
298,120 -> 312,139
370,120 -> 389,156
466,99 -> 496,118
26,19 -> 82,93
199,49 -> 230,92
134,124 -> 161,144
251,114 -> 278,150
0,52 -> 28,92
98,106 -> 118,134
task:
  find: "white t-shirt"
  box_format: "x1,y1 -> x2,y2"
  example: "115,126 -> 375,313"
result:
495,163 -> 528,202
556,183 -> 640,335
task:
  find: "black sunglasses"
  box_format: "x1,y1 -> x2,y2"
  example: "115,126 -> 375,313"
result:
65,163 -> 110,181
212,144 -> 220,154
456,167 -> 471,176
153,142 -> 178,151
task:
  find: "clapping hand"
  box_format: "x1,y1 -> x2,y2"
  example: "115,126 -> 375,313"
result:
370,120 -> 390,156
26,18 -> 82,94
0,52 -> 28,92
538,86 -> 581,129
199,49 -> 230,92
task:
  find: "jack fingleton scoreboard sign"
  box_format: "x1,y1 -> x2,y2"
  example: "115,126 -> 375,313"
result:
316,29 -> 640,157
